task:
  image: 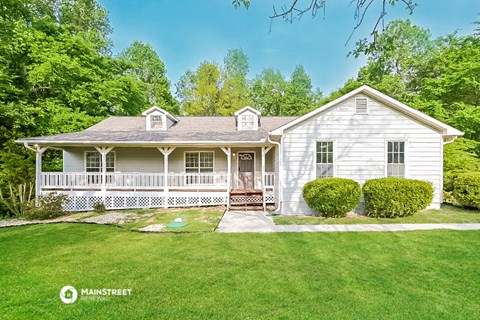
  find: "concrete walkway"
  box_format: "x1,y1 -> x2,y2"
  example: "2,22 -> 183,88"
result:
216,211 -> 277,233
216,211 -> 480,233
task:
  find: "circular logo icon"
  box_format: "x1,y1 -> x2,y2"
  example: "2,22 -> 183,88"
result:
60,286 -> 78,304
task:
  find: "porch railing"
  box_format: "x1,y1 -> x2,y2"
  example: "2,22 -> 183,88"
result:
264,172 -> 275,188
167,172 -> 228,189
41,172 -> 229,190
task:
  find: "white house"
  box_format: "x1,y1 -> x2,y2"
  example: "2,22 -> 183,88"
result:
17,85 -> 463,214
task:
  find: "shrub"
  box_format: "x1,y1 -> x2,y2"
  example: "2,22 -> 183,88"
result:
302,178 -> 361,217
92,201 -> 106,213
453,173 -> 480,209
0,182 -> 34,218
363,178 -> 434,218
25,192 -> 68,220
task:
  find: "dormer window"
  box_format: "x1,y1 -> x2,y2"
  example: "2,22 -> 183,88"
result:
235,106 -> 261,131
241,114 -> 255,130
150,115 -> 164,130
142,106 -> 179,131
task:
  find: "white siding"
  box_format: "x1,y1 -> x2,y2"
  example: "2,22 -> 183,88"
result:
63,147 -> 163,173
281,94 -> 443,215
168,147 -> 227,172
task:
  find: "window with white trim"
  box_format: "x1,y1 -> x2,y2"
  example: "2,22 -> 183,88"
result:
241,114 -> 255,130
387,141 -> 405,177
185,152 -> 214,173
355,97 -> 368,114
316,141 -> 334,178
85,151 -> 115,172
150,115 -> 163,129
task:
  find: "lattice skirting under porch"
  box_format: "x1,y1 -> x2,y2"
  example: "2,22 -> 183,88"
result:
47,191 -> 229,212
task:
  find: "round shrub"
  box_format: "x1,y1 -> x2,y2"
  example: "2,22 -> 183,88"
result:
302,178 -> 361,217
453,173 -> 480,209
363,178 -> 434,218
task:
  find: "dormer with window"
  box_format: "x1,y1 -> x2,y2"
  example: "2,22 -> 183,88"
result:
235,106 -> 261,131
142,106 -> 179,131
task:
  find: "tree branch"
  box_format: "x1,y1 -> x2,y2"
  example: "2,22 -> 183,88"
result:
268,0 -> 417,44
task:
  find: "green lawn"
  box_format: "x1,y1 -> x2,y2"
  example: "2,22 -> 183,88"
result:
273,204 -> 480,225
1,224 -> 479,319
110,207 -> 225,232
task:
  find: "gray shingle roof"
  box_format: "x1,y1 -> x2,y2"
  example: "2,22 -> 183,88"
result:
17,116 -> 298,145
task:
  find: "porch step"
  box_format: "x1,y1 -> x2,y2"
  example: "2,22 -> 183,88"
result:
229,205 -> 264,211
229,189 -> 264,209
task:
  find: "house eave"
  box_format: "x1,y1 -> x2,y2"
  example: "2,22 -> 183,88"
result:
15,139 -> 273,147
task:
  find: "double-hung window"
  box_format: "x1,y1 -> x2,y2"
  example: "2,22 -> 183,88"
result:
241,114 -> 255,130
387,141 -> 405,177
150,115 -> 163,129
185,152 -> 214,184
316,141 -> 334,178
85,151 -> 115,172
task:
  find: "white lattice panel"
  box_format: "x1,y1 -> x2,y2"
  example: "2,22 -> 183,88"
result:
50,191 -> 228,211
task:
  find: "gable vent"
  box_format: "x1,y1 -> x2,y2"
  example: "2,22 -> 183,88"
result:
355,97 -> 368,114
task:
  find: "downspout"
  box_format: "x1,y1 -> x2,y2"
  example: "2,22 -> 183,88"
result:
267,135 -> 282,213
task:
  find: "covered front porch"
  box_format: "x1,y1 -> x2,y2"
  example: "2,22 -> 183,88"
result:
29,144 -> 278,211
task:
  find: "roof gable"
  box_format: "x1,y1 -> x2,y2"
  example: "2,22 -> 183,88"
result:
234,106 -> 261,117
269,85 -> 463,137
141,106 -> 179,123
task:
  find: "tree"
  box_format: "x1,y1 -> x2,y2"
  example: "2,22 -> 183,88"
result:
283,65 -> 314,115
176,61 -> 222,115
119,41 -> 178,114
249,68 -> 287,116
0,0 -> 149,188
176,49 -> 253,116
219,48 -> 251,114
355,19 -> 433,101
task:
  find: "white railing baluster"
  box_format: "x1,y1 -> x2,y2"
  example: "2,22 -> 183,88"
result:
40,172 -> 231,190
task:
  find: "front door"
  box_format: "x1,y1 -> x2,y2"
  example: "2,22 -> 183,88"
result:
238,152 -> 255,190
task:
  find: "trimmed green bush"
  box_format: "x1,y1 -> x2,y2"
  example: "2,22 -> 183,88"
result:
453,173 -> 480,209
363,178 -> 434,218
302,178 -> 361,217
24,192 -> 68,220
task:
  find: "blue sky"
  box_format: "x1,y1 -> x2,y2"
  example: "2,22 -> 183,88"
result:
100,0 -> 479,95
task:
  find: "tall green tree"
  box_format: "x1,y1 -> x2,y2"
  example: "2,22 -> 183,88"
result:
283,65 -> 315,116
220,48 -> 250,113
119,41 -> 178,114
0,0 -> 148,186
176,49 -> 253,116
354,19 -> 433,101
176,61 -> 222,115
249,68 -> 287,116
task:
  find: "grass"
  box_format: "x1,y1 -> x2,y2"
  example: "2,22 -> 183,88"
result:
0,224 -> 479,319
2,207 -> 225,233
273,204 -> 480,225
114,207 -> 224,232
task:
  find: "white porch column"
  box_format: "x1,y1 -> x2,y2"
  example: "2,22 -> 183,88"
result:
221,147 -> 232,209
262,146 -> 273,210
33,145 -> 48,205
94,146 -> 114,199
157,147 -> 175,208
